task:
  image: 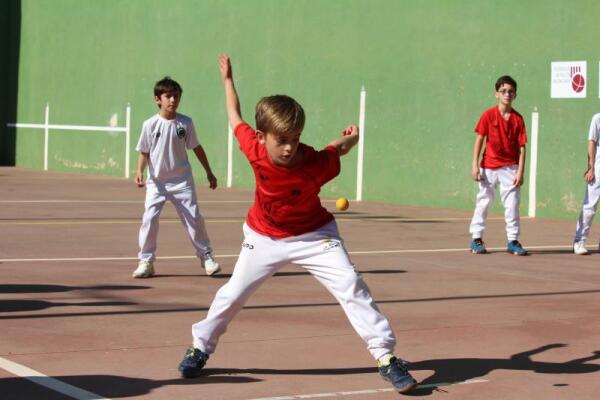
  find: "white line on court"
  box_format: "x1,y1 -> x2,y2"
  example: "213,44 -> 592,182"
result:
0,215 -> 518,226
0,245 -> 571,263
0,218 -> 244,226
249,378 -> 489,399
0,356 -> 111,400
0,199 -> 252,204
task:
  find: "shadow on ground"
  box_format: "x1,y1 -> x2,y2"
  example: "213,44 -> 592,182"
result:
2,344 -> 597,398
0,300 -> 136,313
0,284 -> 150,293
180,269 -> 408,279
3,288 -> 600,320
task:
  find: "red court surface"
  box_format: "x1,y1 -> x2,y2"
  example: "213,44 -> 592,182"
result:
1,167 -> 599,399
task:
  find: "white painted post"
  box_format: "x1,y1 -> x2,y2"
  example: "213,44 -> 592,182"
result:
125,103 -> 131,178
43,104 -> 50,171
227,124 -> 233,188
356,86 -> 366,201
528,107 -> 539,218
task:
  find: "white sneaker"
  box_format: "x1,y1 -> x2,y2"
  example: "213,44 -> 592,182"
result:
573,241 -> 589,255
132,260 -> 155,278
201,253 -> 221,276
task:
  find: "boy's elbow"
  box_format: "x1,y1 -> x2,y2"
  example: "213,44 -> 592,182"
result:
337,144 -> 350,156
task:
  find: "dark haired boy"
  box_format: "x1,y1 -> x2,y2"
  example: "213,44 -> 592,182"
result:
133,77 -> 220,278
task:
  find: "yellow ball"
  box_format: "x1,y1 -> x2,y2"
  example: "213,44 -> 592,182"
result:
336,197 -> 349,211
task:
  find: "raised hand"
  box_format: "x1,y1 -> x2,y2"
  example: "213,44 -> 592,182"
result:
218,54 -> 232,81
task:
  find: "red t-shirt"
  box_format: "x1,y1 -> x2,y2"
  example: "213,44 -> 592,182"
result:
235,122 -> 341,238
475,106 -> 528,169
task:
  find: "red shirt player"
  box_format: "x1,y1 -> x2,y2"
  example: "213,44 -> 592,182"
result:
236,121 -> 339,237
469,75 -> 528,256
176,55 -> 418,395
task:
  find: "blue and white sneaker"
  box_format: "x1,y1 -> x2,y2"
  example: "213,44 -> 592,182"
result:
178,346 -> 209,378
507,240 -> 528,256
378,357 -> 417,393
470,238 -> 487,254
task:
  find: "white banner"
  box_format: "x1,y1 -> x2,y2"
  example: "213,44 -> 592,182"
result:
551,61 -> 587,98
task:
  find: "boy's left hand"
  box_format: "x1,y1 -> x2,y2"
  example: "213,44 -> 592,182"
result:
135,171 -> 145,187
584,167 -> 595,184
342,125 -> 359,137
207,172 -> 218,190
513,173 -> 524,187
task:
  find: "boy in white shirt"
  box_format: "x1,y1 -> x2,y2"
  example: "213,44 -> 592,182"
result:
573,113 -> 600,255
133,77 -> 220,277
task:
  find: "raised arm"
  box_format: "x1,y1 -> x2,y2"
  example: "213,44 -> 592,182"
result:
328,125 -> 360,156
218,55 -> 244,129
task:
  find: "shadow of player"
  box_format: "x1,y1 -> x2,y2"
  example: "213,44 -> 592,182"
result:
407,343 -> 600,396
1,374 -> 261,399
2,344 -> 597,398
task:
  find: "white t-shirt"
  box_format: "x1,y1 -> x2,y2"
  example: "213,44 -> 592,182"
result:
136,113 -> 200,187
588,113 -> 600,171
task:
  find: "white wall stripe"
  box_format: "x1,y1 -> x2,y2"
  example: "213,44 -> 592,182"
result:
0,356 -> 111,400
124,104 -> 131,179
227,124 -> 234,188
8,123 -> 128,132
7,104 -> 131,177
356,86 -> 366,202
43,104 -> 50,171
528,109 -> 539,217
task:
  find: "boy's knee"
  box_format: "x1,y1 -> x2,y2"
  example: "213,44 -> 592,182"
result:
335,270 -> 363,293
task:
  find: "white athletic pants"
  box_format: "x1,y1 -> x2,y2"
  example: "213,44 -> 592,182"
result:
574,176 -> 600,242
191,220 -> 397,361
469,165 -> 521,241
138,182 -> 212,261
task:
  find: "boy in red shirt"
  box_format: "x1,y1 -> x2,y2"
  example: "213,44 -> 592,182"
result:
469,75 -> 528,255
178,55 -> 417,394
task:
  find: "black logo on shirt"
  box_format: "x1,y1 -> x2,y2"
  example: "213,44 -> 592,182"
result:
241,241 -> 255,250
176,122 -> 186,139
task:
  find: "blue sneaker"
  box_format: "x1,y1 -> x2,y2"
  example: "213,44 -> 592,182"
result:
507,240 -> 528,256
178,346 -> 209,378
470,238 -> 487,254
378,357 -> 417,393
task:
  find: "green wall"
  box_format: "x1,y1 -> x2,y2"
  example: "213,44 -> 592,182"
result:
5,0 -> 600,219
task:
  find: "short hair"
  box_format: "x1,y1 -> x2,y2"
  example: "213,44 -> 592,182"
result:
495,75 -> 517,92
154,76 -> 183,97
255,95 -> 305,136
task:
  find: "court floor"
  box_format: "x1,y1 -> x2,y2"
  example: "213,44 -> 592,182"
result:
1,167 -> 599,399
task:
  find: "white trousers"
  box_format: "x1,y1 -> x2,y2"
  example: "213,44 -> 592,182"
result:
574,176 -> 600,242
138,182 -> 212,261
191,220 -> 397,361
469,165 -> 521,241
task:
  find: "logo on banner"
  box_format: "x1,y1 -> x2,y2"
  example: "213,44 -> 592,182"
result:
571,66 -> 585,93
551,61 -> 587,98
